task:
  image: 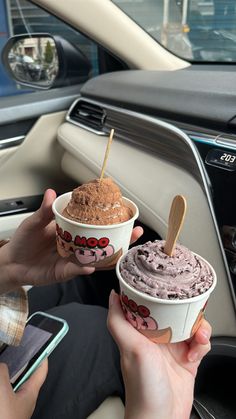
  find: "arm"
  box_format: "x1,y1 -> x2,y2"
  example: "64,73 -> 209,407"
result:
107,290 -> 211,419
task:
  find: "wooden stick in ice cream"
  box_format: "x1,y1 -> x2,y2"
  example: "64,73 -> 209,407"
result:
164,195 -> 187,257
100,128 -> 114,182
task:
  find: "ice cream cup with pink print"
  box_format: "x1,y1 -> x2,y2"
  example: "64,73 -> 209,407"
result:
116,240 -> 217,343
52,192 -> 139,269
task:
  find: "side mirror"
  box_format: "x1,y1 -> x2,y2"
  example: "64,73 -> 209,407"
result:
2,33 -> 91,89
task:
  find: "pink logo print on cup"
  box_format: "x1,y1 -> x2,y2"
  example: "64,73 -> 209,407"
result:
75,244 -> 115,265
121,292 -> 158,331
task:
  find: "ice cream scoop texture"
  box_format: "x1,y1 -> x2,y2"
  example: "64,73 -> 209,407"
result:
62,178 -> 133,225
120,240 -> 214,300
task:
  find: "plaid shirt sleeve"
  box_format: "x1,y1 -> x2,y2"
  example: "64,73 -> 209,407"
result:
0,287 -> 28,347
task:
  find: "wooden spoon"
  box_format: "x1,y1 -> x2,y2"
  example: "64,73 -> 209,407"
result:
164,195 -> 187,257
100,128 -> 114,181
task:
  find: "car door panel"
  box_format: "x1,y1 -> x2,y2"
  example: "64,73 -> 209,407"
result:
0,119 -> 36,141
0,111 -> 76,200
0,194 -> 45,240
0,85 -> 83,200
0,212 -> 34,240
0,86 -> 81,124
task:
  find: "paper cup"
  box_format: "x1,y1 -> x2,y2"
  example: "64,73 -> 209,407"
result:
116,253 -> 217,343
52,192 -> 139,268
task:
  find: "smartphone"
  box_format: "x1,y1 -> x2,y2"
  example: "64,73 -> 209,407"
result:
0,311 -> 69,391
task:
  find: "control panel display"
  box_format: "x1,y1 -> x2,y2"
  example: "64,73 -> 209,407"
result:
205,149 -> 236,171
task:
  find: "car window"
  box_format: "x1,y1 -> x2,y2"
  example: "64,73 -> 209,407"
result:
112,0 -> 236,62
0,0 -> 99,97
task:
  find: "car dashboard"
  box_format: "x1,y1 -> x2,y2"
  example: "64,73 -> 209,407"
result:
55,69 -> 236,338
1,66 -> 236,418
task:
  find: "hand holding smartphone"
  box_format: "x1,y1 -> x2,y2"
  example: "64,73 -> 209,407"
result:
0,311 -> 69,391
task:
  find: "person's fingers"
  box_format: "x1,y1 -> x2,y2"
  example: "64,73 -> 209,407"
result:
39,189 -> 57,224
16,359 -> 48,415
194,318 -> 212,345
17,359 -> 48,394
185,318 -> 211,345
129,226 -> 144,245
187,340 -> 211,363
61,261 -> 95,281
34,189 -> 57,227
187,319 -> 212,362
107,290 -> 147,353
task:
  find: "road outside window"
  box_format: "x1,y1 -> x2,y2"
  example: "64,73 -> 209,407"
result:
113,0 -> 236,62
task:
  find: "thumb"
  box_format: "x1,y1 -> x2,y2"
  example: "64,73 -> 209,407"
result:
34,189 -> 57,227
16,359 -> 48,416
107,290 -> 143,352
0,363 -> 14,396
62,261 -> 95,281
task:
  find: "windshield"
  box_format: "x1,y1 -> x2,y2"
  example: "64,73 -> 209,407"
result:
112,0 -> 236,62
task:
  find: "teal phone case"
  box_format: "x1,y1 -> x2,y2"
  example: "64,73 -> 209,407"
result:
13,311 -> 69,391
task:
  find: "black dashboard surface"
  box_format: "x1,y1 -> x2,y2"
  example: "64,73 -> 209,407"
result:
81,67 -> 236,134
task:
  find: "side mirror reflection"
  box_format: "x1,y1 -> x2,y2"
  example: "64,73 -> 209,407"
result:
7,37 -> 59,88
3,33 -> 91,89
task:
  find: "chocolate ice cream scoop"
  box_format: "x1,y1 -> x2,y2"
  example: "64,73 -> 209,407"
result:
62,178 -> 133,225
120,240 -> 214,300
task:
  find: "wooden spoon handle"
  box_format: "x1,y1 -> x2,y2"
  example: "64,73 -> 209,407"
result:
100,128 -> 114,181
164,195 -> 187,257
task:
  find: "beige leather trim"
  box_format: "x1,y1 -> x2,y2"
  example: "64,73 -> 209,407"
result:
0,111 -> 73,200
0,147 -> 18,166
87,397 -> 124,419
33,0 -> 189,70
0,213 -> 33,240
61,152 -> 98,184
57,122 -> 236,337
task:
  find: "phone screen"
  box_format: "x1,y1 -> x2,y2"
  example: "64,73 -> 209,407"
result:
0,312 -> 67,388
0,324 -> 52,383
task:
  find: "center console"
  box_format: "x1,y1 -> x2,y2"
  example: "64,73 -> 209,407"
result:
193,336 -> 236,418
189,131 -> 236,296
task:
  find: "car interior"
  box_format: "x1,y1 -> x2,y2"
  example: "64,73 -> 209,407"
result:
0,0 -> 236,418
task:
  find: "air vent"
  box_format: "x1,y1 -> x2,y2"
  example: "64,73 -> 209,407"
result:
67,99 -> 107,134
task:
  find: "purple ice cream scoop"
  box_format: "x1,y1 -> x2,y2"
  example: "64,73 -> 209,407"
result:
120,240 -> 214,300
